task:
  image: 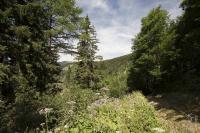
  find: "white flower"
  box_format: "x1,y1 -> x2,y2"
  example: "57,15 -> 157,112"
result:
39,109 -> 45,115
67,101 -> 76,105
40,123 -> 45,127
95,93 -> 101,96
39,108 -> 53,114
44,108 -> 53,113
64,124 -> 68,128
151,127 -> 165,133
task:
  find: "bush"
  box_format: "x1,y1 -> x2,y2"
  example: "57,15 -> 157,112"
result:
60,92 -> 162,132
41,86 -> 98,130
107,71 -> 128,98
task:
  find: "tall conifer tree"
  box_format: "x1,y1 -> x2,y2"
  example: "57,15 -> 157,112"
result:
75,16 -> 100,89
0,0 -> 81,131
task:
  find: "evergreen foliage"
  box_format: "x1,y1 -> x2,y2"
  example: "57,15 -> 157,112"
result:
1,0 -> 200,132
0,0 -> 81,131
75,16 -> 101,89
170,0 -> 200,90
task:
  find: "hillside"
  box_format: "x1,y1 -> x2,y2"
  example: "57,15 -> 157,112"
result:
100,55 -> 200,132
60,54 -> 131,72
97,54 -> 131,75
61,54 -> 131,97
59,61 -> 73,69
59,53 -> 200,132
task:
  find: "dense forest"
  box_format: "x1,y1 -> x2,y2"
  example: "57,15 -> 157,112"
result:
0,0 -> 200,132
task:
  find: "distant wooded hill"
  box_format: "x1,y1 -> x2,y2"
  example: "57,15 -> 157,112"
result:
60,54 -> 131,74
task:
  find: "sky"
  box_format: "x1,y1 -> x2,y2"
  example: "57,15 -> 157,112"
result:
59,0 -> 182,62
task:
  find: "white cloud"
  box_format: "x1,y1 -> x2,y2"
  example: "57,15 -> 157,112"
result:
89,0 -> 108,11
78,0 -> 109,12
169,7 -> 183,19
96,26 -> 132,59
59,53 -> 74,61
59,0 -> 182,62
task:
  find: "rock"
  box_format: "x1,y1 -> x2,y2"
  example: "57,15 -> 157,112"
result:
88,97 -> 110,109
155,94 -> 162,98
100,87 -> 109,92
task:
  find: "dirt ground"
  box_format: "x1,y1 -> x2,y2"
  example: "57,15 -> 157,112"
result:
148,93 -> 200,133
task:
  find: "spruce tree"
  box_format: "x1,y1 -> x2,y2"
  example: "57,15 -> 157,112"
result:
75,16 -> 100,89
0,0 -> 81,131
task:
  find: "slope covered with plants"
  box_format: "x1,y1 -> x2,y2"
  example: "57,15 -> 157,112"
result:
1,0 -> 200,132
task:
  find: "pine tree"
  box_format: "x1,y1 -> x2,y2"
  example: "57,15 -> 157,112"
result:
0,0 -> 81,131
75,16 -> 100,89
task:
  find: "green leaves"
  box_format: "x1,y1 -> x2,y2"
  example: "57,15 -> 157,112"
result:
129,1 -> 200,93
68,92 -> 161,133
128,6 -> 170,93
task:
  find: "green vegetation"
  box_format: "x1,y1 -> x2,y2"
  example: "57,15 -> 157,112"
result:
128,0 -> 200,94
128,6 -> 170,94
98,54 -> 131,97
75,16 -> 101,89
0,0 -> 81,131
62,54 -> 131,97
0,0 -> 200,132
53,92 -> 162,132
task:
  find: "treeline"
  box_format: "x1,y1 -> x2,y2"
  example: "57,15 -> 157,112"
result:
0,0 -> 82,131
128,0 -> 200,94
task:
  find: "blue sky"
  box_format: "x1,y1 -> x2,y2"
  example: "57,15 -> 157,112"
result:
59,0 -> 182,61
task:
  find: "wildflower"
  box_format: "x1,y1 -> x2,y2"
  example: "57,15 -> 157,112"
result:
68,109 -> 74,114
39,109 -> 45,115
40,123 -> 45,127
48,130 -> 53,133
151,127 -> 165,133
44,108 -> 53,113
95,93 -> 101,96
39,108 -> 53,115
64,124 -> 68,129
67,101 -> 76,105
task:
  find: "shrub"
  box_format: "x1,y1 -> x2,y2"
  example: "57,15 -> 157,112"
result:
107,71 -> 128,98
41,86 -> 98,130
64,92 -> 162,133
